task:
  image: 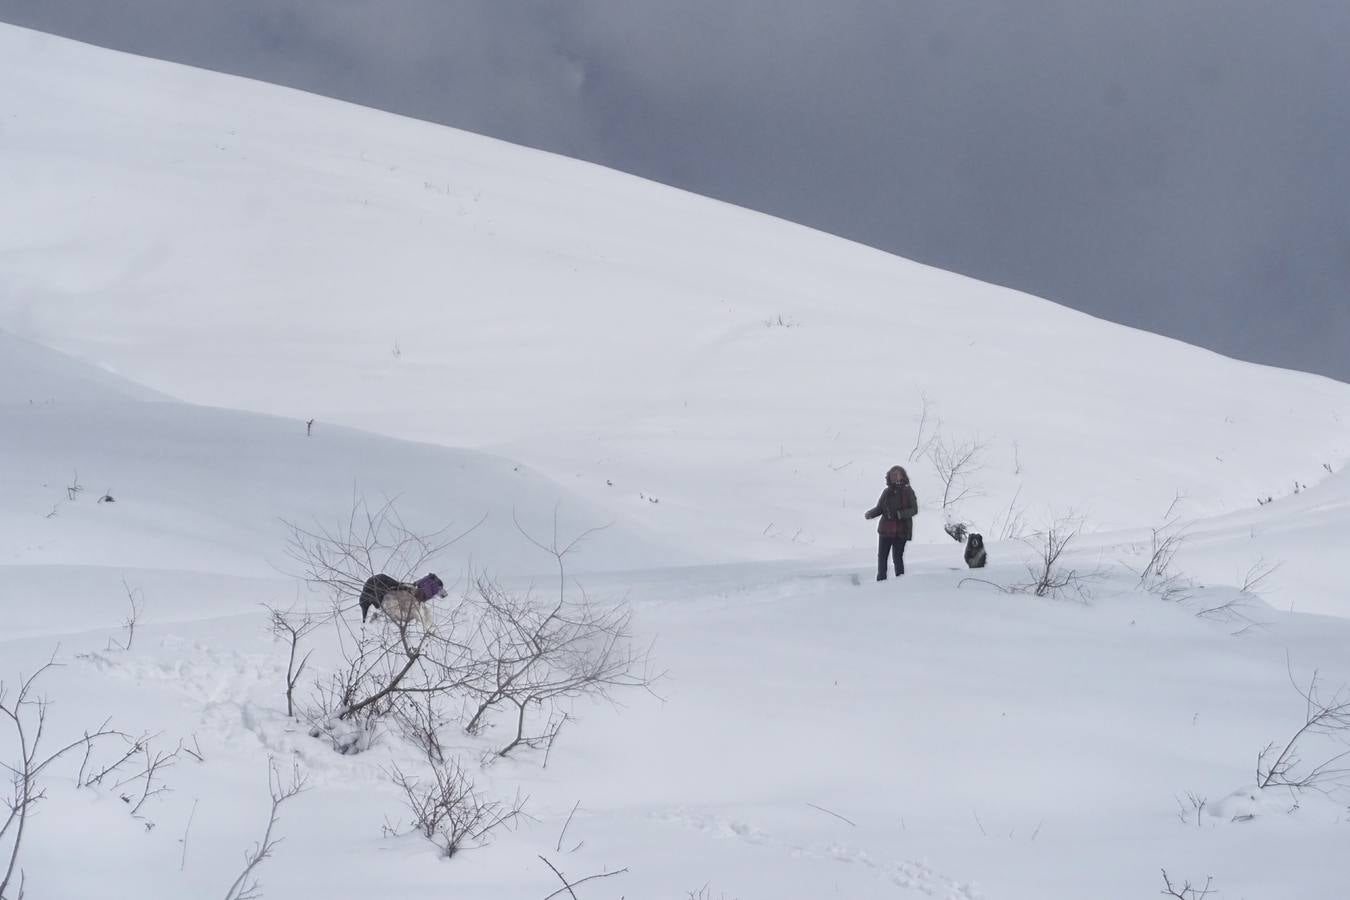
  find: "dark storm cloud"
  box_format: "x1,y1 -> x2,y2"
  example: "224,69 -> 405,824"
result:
3,0 -> 1347,380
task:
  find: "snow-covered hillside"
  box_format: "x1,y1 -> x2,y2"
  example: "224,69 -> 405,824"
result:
2,23 -> 1350,900
2,25 -> 1347,567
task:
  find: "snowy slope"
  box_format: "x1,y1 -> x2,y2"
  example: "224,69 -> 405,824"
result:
0,330 -> 674,583
1,24 -> 1347,567
3,23 -> 1350,900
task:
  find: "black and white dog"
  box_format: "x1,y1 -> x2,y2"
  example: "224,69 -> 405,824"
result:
359,572 -> 446,627
963,533 -> 987,569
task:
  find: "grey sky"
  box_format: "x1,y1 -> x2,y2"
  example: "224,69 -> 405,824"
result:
3,1 -> 1347,381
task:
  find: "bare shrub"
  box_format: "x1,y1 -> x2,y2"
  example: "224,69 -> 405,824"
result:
990,484 -> 1029,541
1193,593 -> 1261,632
307,616 -> 475,755
462,575 -> 652,758
955,518 -> 1101,601
265,603 -> 318,719
455,514 -> 658,758
1132,520 -> 1192,603
385,759 -> 526,858
926,433 -> 988,512
1159,869 -> 1215,899
1173,792 -> 1208,828
1,657 -> 127,899
1240,559 -> 1282,596
294,500 -> 656,767
289,497 -> 479,753
1256,661 -> 1350,792
1017,518 -> 1097,600
222,760 -> 308,900
960,515 -> 1099,601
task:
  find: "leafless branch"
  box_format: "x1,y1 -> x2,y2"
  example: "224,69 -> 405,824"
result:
266,603 -> 318,719
221,759 -> 308,900
1241,558 -> 1282,596
926,433 -> 989,511
537,855 -> 629,900
805,802 -> 857,827
908,392 -> 938,462
1,657 -> 127,899
108,579 -> 144,652
114,740 -> 179,816
1256,657 -> 1350,792
555,800 -> 581,853
1159,869 -> 1215,899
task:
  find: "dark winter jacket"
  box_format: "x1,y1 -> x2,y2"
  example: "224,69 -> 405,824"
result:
865,484 -> 918,540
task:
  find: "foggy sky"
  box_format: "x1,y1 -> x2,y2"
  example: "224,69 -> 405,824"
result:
2,1 -> 1347,382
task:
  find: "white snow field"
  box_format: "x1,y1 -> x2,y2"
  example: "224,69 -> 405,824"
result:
3,23 -> 1350,900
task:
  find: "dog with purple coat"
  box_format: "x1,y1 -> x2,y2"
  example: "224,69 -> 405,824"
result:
359,572 -> 447,627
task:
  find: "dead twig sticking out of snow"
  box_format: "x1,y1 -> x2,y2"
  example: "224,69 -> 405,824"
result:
181,734 -> 206,763
180,798 -> 199,872
686,885 -> 737,900
908,391 -> 937,463
991,484 -> 1028,542
537,855 -> 629,900
109,579 -> 144,652
1159,869 -> 1216,899
66,470 -> 84,501
805,802 -> 857,827
221,759 -> 308,900
555,800 -> 582,853
1241,558 -> 1282,596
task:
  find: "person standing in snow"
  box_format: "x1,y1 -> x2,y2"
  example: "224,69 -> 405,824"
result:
864,465 -> 918,581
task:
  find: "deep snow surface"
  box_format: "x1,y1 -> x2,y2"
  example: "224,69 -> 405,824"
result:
2,23 -> 1350,900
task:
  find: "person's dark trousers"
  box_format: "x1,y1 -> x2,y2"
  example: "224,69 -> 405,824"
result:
877,535 -> 906,580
